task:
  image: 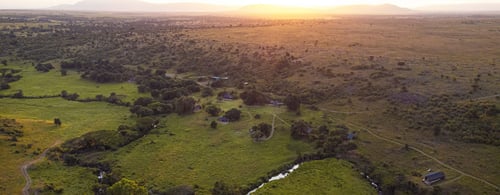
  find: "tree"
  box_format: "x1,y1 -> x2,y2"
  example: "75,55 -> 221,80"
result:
133,97 -> 153,106
0,82 -> 10,90
211,181 -> 242,195
135,117 -> 156,133
205,105 -> 221,116
12,90 -> 23,98
210,121 -> 218,129
290,120 -> 311,139
201,87 -> 213,97
284,95 -> 301,111
174,96 -> 196,115
240,90 -> 268,105
60,90 -> 68,98
1,59 -> 7,66
224,108 -> 241,122
61,69 -> 68,76
250,123 -> 272,140
107,178 -> 147,195
54,118 -> 62,126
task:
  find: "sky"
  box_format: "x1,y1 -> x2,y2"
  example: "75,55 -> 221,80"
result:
0,0 -> 499,9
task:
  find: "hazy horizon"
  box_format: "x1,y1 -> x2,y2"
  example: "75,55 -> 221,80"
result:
1,0 -> 500,10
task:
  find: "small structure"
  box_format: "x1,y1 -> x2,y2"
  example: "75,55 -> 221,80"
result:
218,117 -> 230,124
422,171 -> 445,185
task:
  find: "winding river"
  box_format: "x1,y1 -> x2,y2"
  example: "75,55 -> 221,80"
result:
247,164 -> 301,194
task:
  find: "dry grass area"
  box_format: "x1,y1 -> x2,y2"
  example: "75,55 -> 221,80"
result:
188,16 -> 500,193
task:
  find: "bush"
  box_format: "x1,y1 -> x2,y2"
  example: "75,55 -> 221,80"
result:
224,108 -> 241,122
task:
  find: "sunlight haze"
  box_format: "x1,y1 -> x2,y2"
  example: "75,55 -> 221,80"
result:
1,0 -> 499,9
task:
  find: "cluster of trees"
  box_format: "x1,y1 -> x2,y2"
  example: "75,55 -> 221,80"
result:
250,123 -> 272,141
387,95 -> 500,146
224,108 -> 241,122
240,90 -> 269,105
61,59 -> 134,83
0,68 -> 22,90
34,63 -> 54,72
290,120 -> 312,139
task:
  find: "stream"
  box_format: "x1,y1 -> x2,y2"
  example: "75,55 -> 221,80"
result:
247,164 -> 300,194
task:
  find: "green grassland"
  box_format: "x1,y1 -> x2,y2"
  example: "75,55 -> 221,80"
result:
0,62 -> 148,102
0,65 -> 137,194
254,158 -> 376,195
106,101 -> 315,194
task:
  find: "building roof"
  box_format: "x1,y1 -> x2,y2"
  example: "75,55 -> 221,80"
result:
423,171 -> 445,183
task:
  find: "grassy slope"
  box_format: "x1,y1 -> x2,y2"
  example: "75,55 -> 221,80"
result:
107,101 -> 315,194
254,158 -> 376,195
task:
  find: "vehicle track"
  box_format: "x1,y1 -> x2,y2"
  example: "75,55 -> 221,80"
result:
21,141 -> 61,195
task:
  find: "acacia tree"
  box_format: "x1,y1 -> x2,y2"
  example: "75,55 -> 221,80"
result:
54,118 -> 62,126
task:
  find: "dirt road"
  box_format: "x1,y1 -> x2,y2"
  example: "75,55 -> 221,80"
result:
21,141 -> 61,195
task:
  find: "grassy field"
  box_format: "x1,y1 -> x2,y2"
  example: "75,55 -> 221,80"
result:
106,100 -> 315,194
0,62 -> 148,102
0,98 -> 132,194
254,158 -> 376,195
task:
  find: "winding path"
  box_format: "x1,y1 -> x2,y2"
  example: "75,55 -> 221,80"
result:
21,141 -> 61,195
331,118 -> 499,190
260,114 -> 276,141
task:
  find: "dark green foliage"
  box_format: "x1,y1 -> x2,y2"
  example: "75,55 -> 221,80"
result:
130,105 -> 154,117
62,92 -> 79,101
60,69 -> 68,76
205,105 -> 221,116
175,96 -> 196,115
61,59 -> 134,83
133,97 -> 154,107
12,90 -> 23,98
35,63 -> 54,72
0,118 -> 23,137
0,82 -> 10,90
201,87 -> 214,97
135,117 -> 157,133
224,108 -> 241,122
250,123 -> 272,140
60,130 -> 141,156
290,120 -> 311,139
211,181 -> 242,195
284,95 -> 301,111
239,90 -> 268,105
54,118 -> 62,126
388,96 -> 500,145
210,121 -> 217,129
1,59 -> 6,65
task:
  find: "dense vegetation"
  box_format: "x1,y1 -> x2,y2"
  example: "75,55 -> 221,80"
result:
387,95 -> 500,146
1,12 -> 499,195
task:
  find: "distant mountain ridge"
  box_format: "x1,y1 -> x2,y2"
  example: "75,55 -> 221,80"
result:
330,4 -> 415,15
47,0 -> 499,14
418,3 -> 500,12
50,0 -> 235,12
